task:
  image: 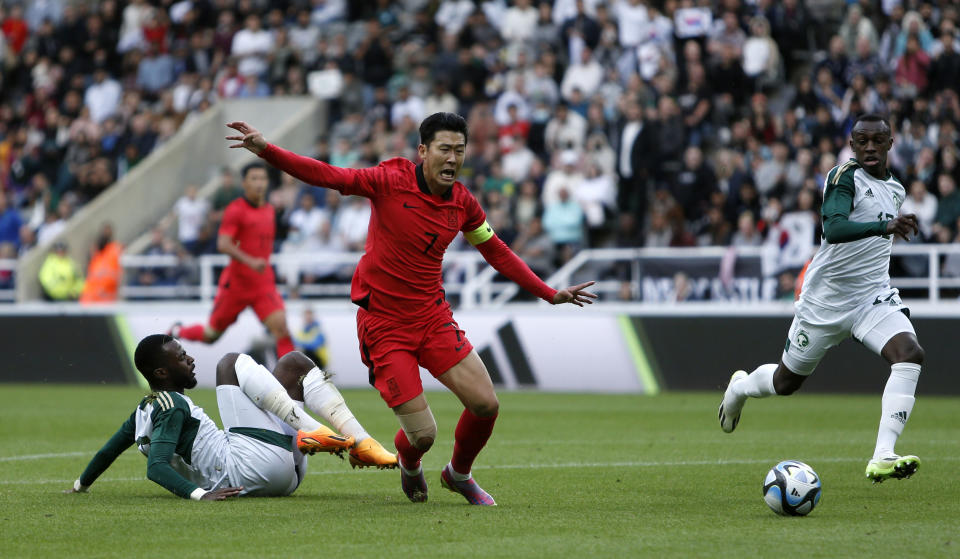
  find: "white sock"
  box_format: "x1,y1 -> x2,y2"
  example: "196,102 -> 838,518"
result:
873,362 -> 920,460
235,354 -> 321,431
446,462 -> 471,481
302,368 -> 369,442
732,363 -> 778,398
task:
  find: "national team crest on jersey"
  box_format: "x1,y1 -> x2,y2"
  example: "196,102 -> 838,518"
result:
447,209 -> 458,229
795,329 -> 810,351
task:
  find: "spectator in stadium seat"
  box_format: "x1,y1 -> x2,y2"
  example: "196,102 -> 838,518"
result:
742,16 -> 781,91
669,146 -> 717,223
0,192 -> 23,250
544,103 -> 587,156
901,180 -> 938,241
83,65 -> 122,124
561,47 -> 604,103
930,25 -> 960,94
933,174 -> 960,236
232,14 -> 272,79
135,42 -> 175,97
171,185 -> 209,256
500,0 -> 538,46
895,35 -> 931,97
838,4 -> 878,59
730,210 -> 763,248
511,215 -> 555,278
542,186 -> 584,263
542,149 -> 584,206
38,241 -> 84,301
616,99 -> 657,222
390,84 -> 425,129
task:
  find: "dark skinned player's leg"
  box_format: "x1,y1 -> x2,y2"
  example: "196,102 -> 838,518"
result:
217,352 -> 354,455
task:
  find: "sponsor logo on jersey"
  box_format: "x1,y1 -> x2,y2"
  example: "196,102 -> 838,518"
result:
865,188 -> 874,198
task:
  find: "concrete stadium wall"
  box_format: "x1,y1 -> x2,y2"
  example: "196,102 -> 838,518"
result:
16,97 -> 326,302
2,303 -> 959,395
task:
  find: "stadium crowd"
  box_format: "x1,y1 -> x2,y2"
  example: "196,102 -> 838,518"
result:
1,0 -> 959,300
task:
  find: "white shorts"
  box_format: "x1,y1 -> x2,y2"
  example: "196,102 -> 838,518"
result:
216,385 -> 305,497
781,287 -> 915,376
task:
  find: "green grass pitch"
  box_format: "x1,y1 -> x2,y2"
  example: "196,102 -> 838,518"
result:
2,385 -> 958,558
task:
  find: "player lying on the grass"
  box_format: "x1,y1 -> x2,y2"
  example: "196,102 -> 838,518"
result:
226,113 -> 597,506
65,334 -> 396,500
719,114 -> 923,483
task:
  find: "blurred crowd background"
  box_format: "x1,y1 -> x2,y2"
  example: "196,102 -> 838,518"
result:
1,0 -> 959,301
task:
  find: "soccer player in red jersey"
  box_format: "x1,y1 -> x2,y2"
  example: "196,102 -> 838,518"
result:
171,162 -> 295,359
226,113 -> 596,506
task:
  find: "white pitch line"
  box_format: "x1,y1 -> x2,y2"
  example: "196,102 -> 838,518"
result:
0,451 -> 90,462
3,455 -> 957,486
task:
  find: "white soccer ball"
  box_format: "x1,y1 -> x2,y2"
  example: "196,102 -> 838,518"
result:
762,460 -> 822,516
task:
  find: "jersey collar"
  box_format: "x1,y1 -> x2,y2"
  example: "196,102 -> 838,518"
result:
416,163 -> 453,200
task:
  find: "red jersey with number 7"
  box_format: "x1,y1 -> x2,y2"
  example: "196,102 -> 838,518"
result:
261,143 -> 482,320
259,143 -> 557,321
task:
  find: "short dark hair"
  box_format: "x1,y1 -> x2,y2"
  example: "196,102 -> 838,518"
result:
241,161 -> 268,179
852,113 -> 891,131
134,334 -> 174,383
419,112 -> 468,147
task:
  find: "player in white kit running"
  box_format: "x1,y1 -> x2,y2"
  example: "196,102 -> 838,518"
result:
718,114 -> 924,484
66,334 -> 396,500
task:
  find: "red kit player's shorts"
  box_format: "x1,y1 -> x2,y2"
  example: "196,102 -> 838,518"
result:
209,274 -> 285,332
356,308 -> 474,407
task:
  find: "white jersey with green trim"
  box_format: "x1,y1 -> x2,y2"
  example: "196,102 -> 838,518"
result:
134,391 -> 230,490
800,161 -> 905,309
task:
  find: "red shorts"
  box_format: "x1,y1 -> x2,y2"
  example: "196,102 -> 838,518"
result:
356,308 -> 473,407
209,279 -> 285,332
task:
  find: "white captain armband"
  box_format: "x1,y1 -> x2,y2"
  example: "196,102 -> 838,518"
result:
464,220 -> 495,246
189,487 -> 208,501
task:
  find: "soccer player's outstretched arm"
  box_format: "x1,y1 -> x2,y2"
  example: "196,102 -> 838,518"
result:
466,220 -> 597,306
226,121 -> 382,198
65,413 -> 136,494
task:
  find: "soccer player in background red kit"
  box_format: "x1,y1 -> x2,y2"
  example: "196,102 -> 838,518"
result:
226,113 -> 597,505
171,162 -> 295,359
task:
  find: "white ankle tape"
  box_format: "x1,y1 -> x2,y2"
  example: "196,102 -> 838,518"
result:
303,368 -> 354,433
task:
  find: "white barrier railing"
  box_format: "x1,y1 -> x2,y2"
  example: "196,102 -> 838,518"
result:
9,243 -> 960,305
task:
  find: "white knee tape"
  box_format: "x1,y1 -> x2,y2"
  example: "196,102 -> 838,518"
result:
397,407 -> 437,446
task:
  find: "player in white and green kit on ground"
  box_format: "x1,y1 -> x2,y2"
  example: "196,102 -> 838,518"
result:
718,114 -> 924,483
66,334 -> 397,500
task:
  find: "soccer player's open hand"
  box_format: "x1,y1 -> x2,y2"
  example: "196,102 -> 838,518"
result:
225,122 -> 267,155
886,214 -> 919,241
552,281 -> 598,307
201,487 -> 243,500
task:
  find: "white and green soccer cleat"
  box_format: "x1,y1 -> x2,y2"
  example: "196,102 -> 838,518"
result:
865,455 -> 921,483
718,370 -> 749,433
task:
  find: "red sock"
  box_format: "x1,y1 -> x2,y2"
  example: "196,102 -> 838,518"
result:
276,336 -> 294,357
178,324 -> 207,341
451,409 -> 498,475
394,428 -> 426,470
